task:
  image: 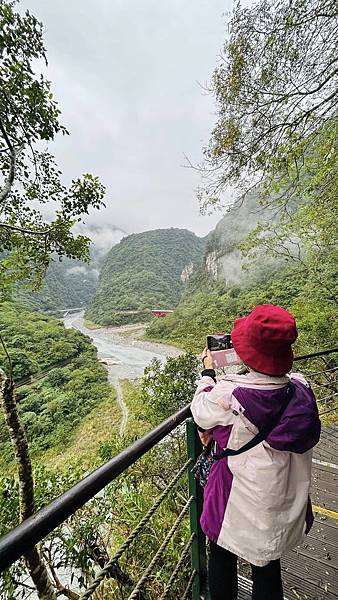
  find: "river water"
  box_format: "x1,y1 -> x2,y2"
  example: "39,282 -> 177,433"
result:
63,311 -> 181,379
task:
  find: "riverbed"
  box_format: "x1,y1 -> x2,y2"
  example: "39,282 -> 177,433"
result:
63,311 -> 182,435
63,311 -> 182,379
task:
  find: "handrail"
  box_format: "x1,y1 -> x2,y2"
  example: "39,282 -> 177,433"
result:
0,347 -> 337,573
0,405 -> 191,572
293,348 -> 338,361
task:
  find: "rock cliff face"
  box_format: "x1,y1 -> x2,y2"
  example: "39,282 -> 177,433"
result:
180,262 -> 194,282
205,250 -> 219,280
201,194 -> 278,287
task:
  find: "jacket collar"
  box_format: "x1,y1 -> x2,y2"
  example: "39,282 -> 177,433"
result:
223,368 -> 289,387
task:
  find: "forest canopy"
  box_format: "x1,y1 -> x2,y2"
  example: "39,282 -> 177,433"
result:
0,302 -> 111,467
86,228 -> 206,326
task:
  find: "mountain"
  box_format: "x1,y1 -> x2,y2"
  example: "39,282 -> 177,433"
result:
145,197 -> 291,350
20,225 -> 125,314
18,255 -> 100,313
200,193 -> 279,287
86,228 -> 206,326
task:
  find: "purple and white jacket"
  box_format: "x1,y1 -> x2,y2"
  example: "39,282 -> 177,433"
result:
191,369 -> 321,566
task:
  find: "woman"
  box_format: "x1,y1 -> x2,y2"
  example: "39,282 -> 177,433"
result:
191,304 -> 321,600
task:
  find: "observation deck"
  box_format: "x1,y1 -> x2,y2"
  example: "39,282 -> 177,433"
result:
0,349 -> 337,599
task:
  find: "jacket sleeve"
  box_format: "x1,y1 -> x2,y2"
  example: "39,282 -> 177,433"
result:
191,375 -> 236,430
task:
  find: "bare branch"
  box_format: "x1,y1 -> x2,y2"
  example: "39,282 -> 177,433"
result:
47,557 -> 80,600
0,117 -> 14,151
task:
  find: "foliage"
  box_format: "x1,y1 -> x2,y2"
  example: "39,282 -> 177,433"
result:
0,0 -> 105,295
141,353 -> 199,425
146,266 -> 338,355
0,440 -> 191,599
198,0 -> 338,211
20,255 -> 99,313
241,118 -> 338,305
0,302 -> 111,468
0,342 -> 196,599
151,0 -> 336,378
86,228 -> 205,326
95,371 -> 194,599
0,302 -> 86,378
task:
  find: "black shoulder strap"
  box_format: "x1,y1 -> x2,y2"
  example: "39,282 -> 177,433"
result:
214,382 -> 295,460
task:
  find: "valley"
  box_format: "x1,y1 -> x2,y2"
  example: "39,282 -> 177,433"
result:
63,311 -> 182,436
64,311 -> 181,380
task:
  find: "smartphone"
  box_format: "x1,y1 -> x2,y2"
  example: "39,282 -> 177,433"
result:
206,334 -> 242,368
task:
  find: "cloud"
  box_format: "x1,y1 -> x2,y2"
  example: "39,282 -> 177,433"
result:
66,265 -> 88,275
23,0 -> 233,237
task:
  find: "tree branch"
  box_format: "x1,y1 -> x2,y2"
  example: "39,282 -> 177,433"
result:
0,117 -> 14,152
0,222 -> 52,236
0,147 -> 16,204
47,557 -> 80,600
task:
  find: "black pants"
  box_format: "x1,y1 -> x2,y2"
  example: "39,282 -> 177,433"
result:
208,541 -> 284,600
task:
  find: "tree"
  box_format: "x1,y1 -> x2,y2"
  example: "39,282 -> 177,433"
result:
241,118 -> 338,305
0,2 -> 105,598
0,0 -> 105,295
198,0 -> 338,211
0,362 -> 58,600
141,353 -> 199,425
195,0 -> 337,319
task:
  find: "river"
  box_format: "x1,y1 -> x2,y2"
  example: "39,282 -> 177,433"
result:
63,311 -> 182,434
63,311 -> 181,379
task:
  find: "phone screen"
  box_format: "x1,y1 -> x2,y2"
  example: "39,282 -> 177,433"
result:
207,334 -> 233,351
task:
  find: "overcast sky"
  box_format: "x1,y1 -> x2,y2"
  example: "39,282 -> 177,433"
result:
24,0 -> 236,239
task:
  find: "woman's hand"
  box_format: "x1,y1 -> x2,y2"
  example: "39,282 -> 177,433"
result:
201,347 -> 214,370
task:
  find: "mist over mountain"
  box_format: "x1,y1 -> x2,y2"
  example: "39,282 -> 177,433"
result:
145,198 -> 288,350
22,198 -> 281,318
21,224 -> 125,313
79,223 -> 126,259
86,228 -> 206,326
200,193 -> 280,287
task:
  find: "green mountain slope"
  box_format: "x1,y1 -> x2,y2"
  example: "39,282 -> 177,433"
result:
86,228 -> 206,326
18,225 -> 125,314
0,302 -> 112,469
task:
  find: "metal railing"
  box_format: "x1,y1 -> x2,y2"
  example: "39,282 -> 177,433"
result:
295,349 -> 338,418
0,348 -> 337,600
0,405 -> 191,571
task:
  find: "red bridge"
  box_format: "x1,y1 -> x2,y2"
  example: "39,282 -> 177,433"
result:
151,309 -> 173,318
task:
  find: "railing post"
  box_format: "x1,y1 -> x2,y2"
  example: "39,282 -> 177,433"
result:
186,418 -> 207,599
